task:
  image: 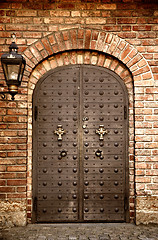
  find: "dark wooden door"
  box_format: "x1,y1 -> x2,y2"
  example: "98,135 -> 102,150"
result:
33,65 -> 129,223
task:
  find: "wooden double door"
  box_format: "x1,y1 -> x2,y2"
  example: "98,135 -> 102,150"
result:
33,65 -> 129,223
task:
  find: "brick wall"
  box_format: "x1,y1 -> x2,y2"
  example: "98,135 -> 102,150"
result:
0,0 -> 158,226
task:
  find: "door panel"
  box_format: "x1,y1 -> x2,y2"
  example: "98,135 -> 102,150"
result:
33,65 -> 128,223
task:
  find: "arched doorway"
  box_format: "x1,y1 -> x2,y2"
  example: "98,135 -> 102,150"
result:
33,64 -> 129,223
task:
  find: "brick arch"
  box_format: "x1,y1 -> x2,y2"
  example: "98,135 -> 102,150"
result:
25,28 -> 154,223
24,27 -> 153,86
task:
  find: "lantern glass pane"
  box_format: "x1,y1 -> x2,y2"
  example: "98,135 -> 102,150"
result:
19,62 -> 25,82
7,64 -> 20,81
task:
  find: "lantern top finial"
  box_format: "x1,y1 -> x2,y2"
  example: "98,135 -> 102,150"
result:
9,33 -> 18,52
11,33 -> 16,42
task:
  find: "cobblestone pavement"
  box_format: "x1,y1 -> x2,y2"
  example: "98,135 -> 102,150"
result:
0,223 -> 158,240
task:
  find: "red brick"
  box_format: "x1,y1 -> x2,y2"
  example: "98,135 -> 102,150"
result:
0,165 -> 6,172
0,3 -> 11,8
62,52 -> 70,65
151,66 -> 158,73
118,32 -> 136,39
0,159 -> 16,165
138,32 -> 157,39
16,173 -> 26,178
44,17 -> 64,24
117,18 -> 137,24
0,152 -> 6,158
11,3 -> 22,9
48,34 -> 56,45
98,54 -> 105,66
86,17 -> 106,25
133,65 -> 150,76
23,2 -> 43,10
70,51 -> 77,64
147,184 -> 158,190
7,138 -> 27,144
101,11 -> 111,17
30,46 -> 43,61
7,151 -> 27,157
112,10 -> 132,17
0,180 -> 6,186
97,4 -> 116,10
0,194 -> 6,199
7,166 -> 26,172
136,177 -> 151,183
8,124 -> 27,130
7,193 -> 26,198
103,26 -> 121,32
148,18 -> 158,24
7,179 -> 26,186
55,32 -> 65,51
0,144 -> 16,150
63,31 -> 69,41
6,10 -> 16,17
120,45 -> 132,61
41,38 -> 53,55
122,26 -> 131,31
85,29 -> 91,49
3,116 -> 18,122
133,26 -> 151,31
106,18 -> 116,24
70,29 -> 77,49
17,187 -> 26,192
146,87 -> 158,94
0,17 -> 11,24
0,187 -> 15,192
12,17 -> 33,24
16,10 -> 37,17
57,3 -> 75,9
0,173 -> 16,179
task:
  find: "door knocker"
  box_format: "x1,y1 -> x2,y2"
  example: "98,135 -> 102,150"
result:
60,150 -> 67,157
54,125 -> 66,141
96,125 -> 108,141
95,149 -> 102,157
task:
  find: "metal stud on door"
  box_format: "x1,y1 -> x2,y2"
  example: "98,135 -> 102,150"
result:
33,65 -> 129,223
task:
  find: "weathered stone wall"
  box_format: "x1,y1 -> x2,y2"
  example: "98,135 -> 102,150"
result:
136,196 -> 158,225
0,200 -> 26,227
0,0 -> 158,227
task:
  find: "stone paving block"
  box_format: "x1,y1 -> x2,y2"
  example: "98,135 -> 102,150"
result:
68,237 -> 78,240
99,234 -> 110,240
37,236 -> 47,240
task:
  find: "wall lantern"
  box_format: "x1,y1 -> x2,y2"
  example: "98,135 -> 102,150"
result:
0,34 -> 26,100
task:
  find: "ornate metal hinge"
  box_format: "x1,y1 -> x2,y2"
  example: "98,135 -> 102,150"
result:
33,196 -> 37,211
34,106 -> 38,121
124,196 -> 128,211
124,106 -> 127,119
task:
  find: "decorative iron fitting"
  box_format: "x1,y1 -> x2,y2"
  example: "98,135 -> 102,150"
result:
54,125 -> 66,141
96,125 -> 108,141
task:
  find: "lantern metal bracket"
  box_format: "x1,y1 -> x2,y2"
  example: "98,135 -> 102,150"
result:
0,84 -> 15,100
0,91 -> 15,100
0,84 -> 7,99
0,92 -> 7,99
